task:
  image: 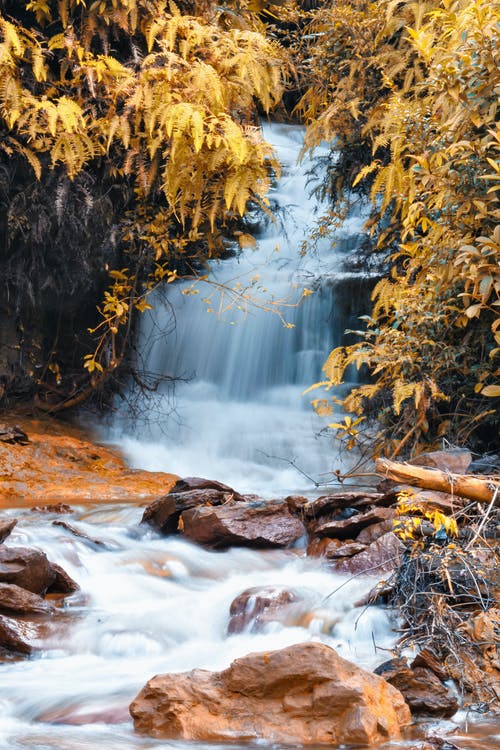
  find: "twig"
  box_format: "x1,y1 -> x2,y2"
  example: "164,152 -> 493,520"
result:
466,486 -> 499,551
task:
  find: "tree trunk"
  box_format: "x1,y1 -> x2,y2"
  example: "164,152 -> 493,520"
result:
375,458 -> 500,505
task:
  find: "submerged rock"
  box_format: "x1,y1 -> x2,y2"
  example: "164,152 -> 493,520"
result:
180,500 -> 305,549
227,586 -> 300,635
130,642 -> 411,744
0,614 -> 34,654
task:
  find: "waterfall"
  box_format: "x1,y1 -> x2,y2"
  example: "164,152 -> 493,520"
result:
108,122 -> 375,495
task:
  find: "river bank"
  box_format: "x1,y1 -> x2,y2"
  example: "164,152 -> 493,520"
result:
0,413 -> 499,749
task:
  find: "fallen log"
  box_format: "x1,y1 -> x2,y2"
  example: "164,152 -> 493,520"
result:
376,458 -> 500,505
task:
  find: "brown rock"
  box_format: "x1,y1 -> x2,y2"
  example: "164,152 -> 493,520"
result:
141,489 -> 236,535
330,532 -> 405,576
411,649 -> 448,681
314,507 -> 394,540
374,658 -> 458,717
31,503 -> 72,514
0,518 -> 17,543
382,486 -> 465,513
130,642 -> 411,744
53,520 -> 107,548
227,586 -> 300,635
410,449 -> 472,475
0,546 -> 55,595
285,495 -> 308,514
0,583 -> 55,615
169,477 -> 244,498
299,492 -> 386,521
181,501 -> 306,549
307,537 -> 343,557
46,562 -> 79,595
0,614 -> 33,654
357,518 -> 394,544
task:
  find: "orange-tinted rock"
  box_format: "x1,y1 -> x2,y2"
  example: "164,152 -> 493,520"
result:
284,495 -> 308,514
181,501 -> 306,549
314,507 -> 394,540
330,532 -> 405,576
411,649 -> 448,681
130,642 -> 411,744
0,518 -> 17,543
169,477 -> 243,498
307,537 -> 343,557
0,583 -> 55,615
0,546 -> 55,595
410,449 -> 472,474
227,586 -> 300,634
53,520 -> 107,548
0,414 -> 178,508
142,489 -> 236,535
374,658 -> 458,717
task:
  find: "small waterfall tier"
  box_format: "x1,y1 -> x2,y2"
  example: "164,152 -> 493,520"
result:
109,122 -> 375,495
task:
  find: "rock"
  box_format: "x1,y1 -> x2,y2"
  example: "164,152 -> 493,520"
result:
52,520 -> 108,549
307,538 -> 366,558
130,642 -> 411,744
330,532 -> 405,576
0,546 -> 55,595
0,424 -> 29,445
374,658 -> 458,717
411,648 -> 448,681
227,586 -> 300,634
313,507 -> 394,540
181,501 -> 306,549
285,495 -> 308,514
357,518 -> 394,544
31,503 -> 72,514
141,489 -> 236,535
168,477 -> 244,498
46,562 -> 79,595
0,614 -> 33,654
382,486 -> 465,513
0,518 -> 17,543
410,449 -> 472,475
298,492 -> 386,522
0,583 -> 55,615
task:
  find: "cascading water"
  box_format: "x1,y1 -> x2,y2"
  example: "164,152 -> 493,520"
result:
108,122 -> 376,495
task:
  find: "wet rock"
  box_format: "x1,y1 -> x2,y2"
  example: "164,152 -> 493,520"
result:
285,495 -> 308,514
141,489 -> 236,535
374,658 -> 458,717
357,518 -> 394,544
313,507 -> 394,540
31,503 -> 72,514
410,449 -> 472,474
0,583 -> 55,615
298,492 -> 386,522
0,614 -> 33,654
46,562 -> 79,595
181,500 -> 306,549
52,520 -> 108,549
411,648 -> 448,681
0,518 -> 17,543
169,477 -> 244,498
307,537 -> 366,558
330,532 -> 405,576
227,586 -> 300,634
382,486 -> 465,513
130,641 -> 411,744
0,546 -> 55,595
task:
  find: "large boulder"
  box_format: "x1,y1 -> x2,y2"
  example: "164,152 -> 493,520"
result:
181,500 -> 305,549
0,546 -> 55,595
130,642 -> 411,744
142,489 -> 239,535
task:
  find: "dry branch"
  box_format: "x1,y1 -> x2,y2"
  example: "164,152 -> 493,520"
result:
376,458 -> 500,504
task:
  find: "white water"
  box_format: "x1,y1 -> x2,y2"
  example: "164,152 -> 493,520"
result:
0,504 -> 397,749
108,122 -> 375,496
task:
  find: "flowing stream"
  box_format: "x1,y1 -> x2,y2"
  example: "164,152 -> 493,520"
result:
1,124 -> 498,750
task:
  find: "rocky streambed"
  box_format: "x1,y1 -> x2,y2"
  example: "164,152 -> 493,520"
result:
0,416 -> 499,750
